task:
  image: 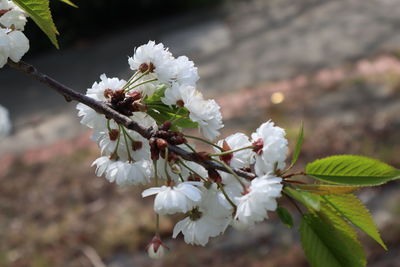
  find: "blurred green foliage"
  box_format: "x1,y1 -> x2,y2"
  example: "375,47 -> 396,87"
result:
25,0 -> 222,54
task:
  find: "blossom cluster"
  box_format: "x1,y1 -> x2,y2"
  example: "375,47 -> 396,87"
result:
76,41 -> 288,255
0,0 -> 29,68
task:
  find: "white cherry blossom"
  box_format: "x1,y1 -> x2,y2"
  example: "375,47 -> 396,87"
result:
251,121 -> 288,176
142,182 -> 203,215
234,175 -> 282,228
216,132 -> 254,169
128,41 -> 175,84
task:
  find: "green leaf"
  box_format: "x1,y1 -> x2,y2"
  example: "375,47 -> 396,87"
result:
276,206 -> 294,228
301,213 -> 366,267
143,85 -> 167,103
318,202 -> 366,266
13,0 -> 59,48
297,184 -> 360,195
323,194 -> 387,250
306,155 -> 400,186
284,187 -> 320,211
291,121 -> 304,166
145,87 -> 199,130
57,0 -> 77,8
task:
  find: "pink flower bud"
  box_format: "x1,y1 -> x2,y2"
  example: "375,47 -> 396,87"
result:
146,235 -> 167,259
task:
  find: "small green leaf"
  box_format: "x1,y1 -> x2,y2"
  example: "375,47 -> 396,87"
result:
301,213 -> 366,267
276,206 -> 294,228
145,87 -> 199,130
297,184 -> 360,195
284,187 -> 320,211
306,155 -> 400,186
13,0 -> 59,48
323,194 -> 387,250
57,0 -> 78,8
143,85 -> 167,103
291,121 -> 304,166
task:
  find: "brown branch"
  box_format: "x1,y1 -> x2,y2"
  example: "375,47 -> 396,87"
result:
7,60 -> 155,139
7,60 -> 256,180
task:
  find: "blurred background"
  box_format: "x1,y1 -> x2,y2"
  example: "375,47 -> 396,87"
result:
1,0 -> 400,266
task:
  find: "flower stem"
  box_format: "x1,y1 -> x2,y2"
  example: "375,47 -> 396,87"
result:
110,125 -> 122,159
153,160 -> 159,186
121,126 -> 135,143
121,126 -> 133,162
184,143 -> 197,153
170,107 -> 185,124
152,160 -> 161,234
125,78 -> 157,92
218,185 -> 237,212
212,159 -> 247,189
123,70 -> 140,89
283,192 -> 304,215
178,160 -> 207,182
164,148 -> 172,182
106,119 -> 112,132
183,134 -> 224,151
123,69 -> 150,92
209,145 -> 253,157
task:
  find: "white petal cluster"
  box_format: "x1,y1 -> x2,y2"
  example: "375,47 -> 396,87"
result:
162,84 -> 223,140
127,41 -> 222,140
77,74 -> 127,130
0,1 -> 29,68
77,74 -> 156,186
234,175 -> 282,228
0,104 -> 11,138
155,157 -> 207,183
76,41 -> 290,250
185,92 -> 223,141
129,41 -> 175,84
216,132 -> 254,169
142,182 -> 203,215
173,56 -> 199,86
172,185 -> 231,246
92,156 -> 152,186
0,0 -> 27,30
251,121 -> 288,175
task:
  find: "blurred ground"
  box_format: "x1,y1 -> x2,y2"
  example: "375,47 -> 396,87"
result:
1,0 -> 400,266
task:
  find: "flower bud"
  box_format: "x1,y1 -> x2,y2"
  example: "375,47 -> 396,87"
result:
146,235 -> 167,259
132,141 -> 143,151
103,88 -> 114,99
139,62 -> 155,73
220,140 -> 233,165
127,91 -> 142,101
207,168 -> 222,184
150,138 -> 160,160
160,121 -> 172,131
176,99 -> 184,107
156,138 -> 168,149
252,138 -> 264,155
108,129 -> 119,141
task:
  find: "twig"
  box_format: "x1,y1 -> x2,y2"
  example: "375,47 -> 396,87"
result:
7,60 -> 256,181
7,60 -> 154,139
283,192 -> 304,216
